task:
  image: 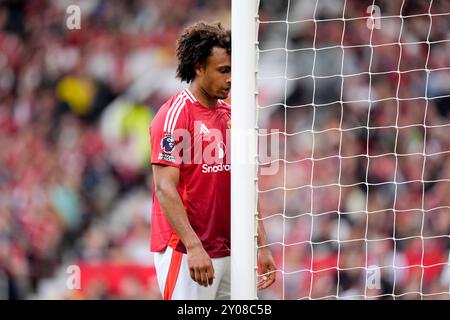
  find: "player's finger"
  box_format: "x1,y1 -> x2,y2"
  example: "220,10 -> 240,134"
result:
200,269 -> 209,287
261,271 -> 276,289
194,268 -> 203,286
189,267 -> 195,282
206,265 -> 214,286
257,275 -> 267,289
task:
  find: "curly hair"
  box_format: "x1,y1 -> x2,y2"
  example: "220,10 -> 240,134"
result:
176,21 -> 231,83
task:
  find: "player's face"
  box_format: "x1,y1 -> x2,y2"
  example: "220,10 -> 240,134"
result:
200,47 -> 231,100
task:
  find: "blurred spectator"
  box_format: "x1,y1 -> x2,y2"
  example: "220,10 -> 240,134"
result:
258,0 -> 450,300
0,0 -> 229,299
0,0 -> 448,300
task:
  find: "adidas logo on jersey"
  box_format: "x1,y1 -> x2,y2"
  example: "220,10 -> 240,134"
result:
200,123 -> 210,135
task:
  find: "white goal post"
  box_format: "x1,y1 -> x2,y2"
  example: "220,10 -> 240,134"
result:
231,0 -> 259,300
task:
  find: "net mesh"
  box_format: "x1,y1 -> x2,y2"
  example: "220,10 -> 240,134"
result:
256,0 -> 450,299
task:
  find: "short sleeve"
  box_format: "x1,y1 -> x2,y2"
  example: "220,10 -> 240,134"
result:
150,104 -> 188,168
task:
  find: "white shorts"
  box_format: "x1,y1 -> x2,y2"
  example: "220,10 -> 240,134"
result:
154,247 -> 230,300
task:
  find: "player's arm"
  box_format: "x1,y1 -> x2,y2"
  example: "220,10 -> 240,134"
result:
256,204 -> 276,290
152,164 -> 214,287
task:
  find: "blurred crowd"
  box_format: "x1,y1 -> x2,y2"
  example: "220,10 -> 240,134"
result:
257,0 -> 450,299
0,0 -> 448,300
0,0 -> 229,299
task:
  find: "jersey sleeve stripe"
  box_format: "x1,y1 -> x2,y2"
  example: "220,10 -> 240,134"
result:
163,92 -> 184,132
169,96 -> 187,133
167,94 -> 187,134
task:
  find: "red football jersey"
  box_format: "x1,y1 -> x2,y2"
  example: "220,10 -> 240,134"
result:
150,88 -> 231,258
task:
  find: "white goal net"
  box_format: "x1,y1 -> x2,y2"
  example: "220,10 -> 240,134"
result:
255,0 -> 450,299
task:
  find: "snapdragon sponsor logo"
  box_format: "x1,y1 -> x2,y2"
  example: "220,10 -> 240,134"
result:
202,163 -> 231,173
163,121 -> 279,175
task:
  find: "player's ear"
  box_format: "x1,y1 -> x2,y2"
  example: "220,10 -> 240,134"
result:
195,62 -> 205,77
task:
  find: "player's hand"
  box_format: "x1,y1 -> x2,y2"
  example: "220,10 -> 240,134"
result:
257,247 -> 276,290
187,245 -> 215,287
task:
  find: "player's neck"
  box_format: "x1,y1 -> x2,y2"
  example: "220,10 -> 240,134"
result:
188,83 -> 217,109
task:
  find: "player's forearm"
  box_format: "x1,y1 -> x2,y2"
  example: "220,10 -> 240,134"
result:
155,184 -> 202,250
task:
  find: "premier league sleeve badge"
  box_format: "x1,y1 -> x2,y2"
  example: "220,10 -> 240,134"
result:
160,133 -> 175,153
